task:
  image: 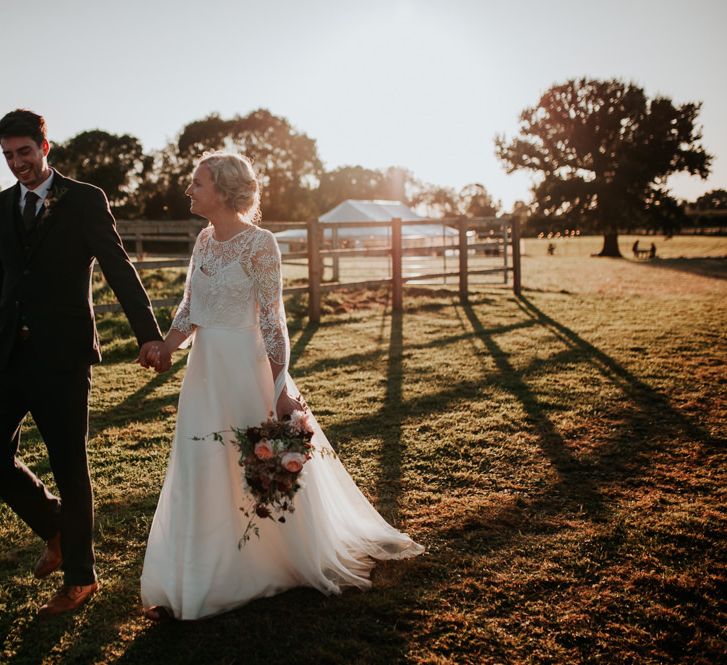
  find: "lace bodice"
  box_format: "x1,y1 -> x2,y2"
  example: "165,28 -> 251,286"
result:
171,225 -> 290,372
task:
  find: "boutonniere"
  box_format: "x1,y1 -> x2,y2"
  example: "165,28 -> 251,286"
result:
43,186 -> 69,216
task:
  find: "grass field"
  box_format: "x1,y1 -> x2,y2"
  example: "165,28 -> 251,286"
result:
0,236 -> 725,664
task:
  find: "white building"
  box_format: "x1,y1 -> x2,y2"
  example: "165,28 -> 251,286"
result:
274,199 -> 459,253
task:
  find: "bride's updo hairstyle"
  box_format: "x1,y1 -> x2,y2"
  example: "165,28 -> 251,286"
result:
198,151 -> 261,224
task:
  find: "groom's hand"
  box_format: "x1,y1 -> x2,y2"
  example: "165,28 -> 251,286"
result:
137,341 -> 158,368
138,341 -> 171,372
153,346 -> 172,373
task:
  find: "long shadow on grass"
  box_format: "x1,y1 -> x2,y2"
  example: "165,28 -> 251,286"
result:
299,317 -> 537,377
312,306 -> 407,517
639,256 -> 727,280
460,302 -> 607,518
454,296 -> 719,532
88,355 -> 188,434
289,320 -> 319,371
516,296 -> 718,448
375,309 -> 404,517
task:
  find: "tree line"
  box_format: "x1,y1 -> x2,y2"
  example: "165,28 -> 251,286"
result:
4,78 -> 724,257
40,108 -> 499,223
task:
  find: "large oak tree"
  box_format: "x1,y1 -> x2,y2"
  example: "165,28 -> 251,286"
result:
495,78 -> 711,256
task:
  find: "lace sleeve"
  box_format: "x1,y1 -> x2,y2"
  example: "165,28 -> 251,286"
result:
249,230 -> 290,368
170,244 -> 197,338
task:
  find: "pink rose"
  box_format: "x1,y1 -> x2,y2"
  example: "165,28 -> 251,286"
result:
254,439 -> 274,460
280,452 -> 307,473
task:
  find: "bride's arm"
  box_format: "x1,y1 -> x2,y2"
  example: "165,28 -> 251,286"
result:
249,230 -> 302,417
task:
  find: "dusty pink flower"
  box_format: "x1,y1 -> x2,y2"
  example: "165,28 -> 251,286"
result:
280,452 -> 307,473
288,410 -> 312,434
254,439 -> 274,460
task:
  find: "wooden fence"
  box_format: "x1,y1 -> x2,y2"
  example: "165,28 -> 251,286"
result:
97,216 -> 522,319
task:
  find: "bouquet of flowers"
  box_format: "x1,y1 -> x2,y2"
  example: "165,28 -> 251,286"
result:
198,410 -> 323,547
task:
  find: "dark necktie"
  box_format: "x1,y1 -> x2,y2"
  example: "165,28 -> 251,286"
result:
23,191 -> 40,231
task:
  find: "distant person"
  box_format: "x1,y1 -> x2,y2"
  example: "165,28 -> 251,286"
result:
547,242 -> 556,255
650,243 -> 657,259
632,240 -> 640,257
0,109 -> 164,617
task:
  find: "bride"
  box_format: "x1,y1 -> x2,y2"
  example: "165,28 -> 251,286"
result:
139,151 -> 423,621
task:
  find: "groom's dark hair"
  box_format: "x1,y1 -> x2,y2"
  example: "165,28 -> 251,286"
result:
0,109 -> 47,146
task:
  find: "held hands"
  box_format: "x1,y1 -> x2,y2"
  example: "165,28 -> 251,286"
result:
138,341 -> 172,373
276,389 -> 307,420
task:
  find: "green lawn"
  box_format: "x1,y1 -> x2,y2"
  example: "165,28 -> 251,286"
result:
0,237 -> 725,664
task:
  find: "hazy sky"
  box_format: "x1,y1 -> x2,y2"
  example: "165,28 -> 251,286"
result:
2,0 -> 726,210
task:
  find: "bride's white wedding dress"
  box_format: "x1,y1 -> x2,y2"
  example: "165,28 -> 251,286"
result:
140,225 -> 423,620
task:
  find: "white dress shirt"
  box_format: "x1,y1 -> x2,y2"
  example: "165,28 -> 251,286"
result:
19,169 -> 55,216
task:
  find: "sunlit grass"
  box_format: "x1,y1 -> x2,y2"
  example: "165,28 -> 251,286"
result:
0,237 -> 724,664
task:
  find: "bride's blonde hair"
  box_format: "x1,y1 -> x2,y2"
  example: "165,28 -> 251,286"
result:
197,151 -> 261,223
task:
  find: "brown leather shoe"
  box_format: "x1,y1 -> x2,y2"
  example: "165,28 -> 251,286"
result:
38,582 -> 99,618
33,532 -> 62,579
143,605 -> 174,622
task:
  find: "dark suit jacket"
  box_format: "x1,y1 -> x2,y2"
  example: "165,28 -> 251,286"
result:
0,170 -> 162,370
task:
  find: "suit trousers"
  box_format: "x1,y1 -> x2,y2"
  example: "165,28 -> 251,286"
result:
0,334 -> 95,586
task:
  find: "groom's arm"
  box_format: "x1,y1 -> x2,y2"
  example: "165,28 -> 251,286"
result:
80,185 -> 162,347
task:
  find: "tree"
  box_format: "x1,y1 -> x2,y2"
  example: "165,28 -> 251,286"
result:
51,130 -> 150,218
137,144 -> 190,219
694,189 -> 727,211
689,188 -> 727,231
315,166 -> 388,213
314,165 -> 421,214
381,166 -> 417,204
142,110 -> 323,221
458,183 -> 500,218
495,78 -> 712,256
410,183 -> 459,218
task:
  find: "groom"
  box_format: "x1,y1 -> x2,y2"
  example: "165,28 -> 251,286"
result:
0,109 -> 164,617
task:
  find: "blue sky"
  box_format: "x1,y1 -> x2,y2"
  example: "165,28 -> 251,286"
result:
2,0 -> 725,210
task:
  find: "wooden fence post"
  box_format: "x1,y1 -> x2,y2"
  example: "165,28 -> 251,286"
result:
512,215 -> 522,296
331,225 -> 340,282
458,216 -> 468,302
503,220 -> 509,284
307,218 -> 321,323
391,217 -> 403,312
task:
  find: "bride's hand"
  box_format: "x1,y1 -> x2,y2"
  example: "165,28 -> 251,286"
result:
275,390 -> 307,420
